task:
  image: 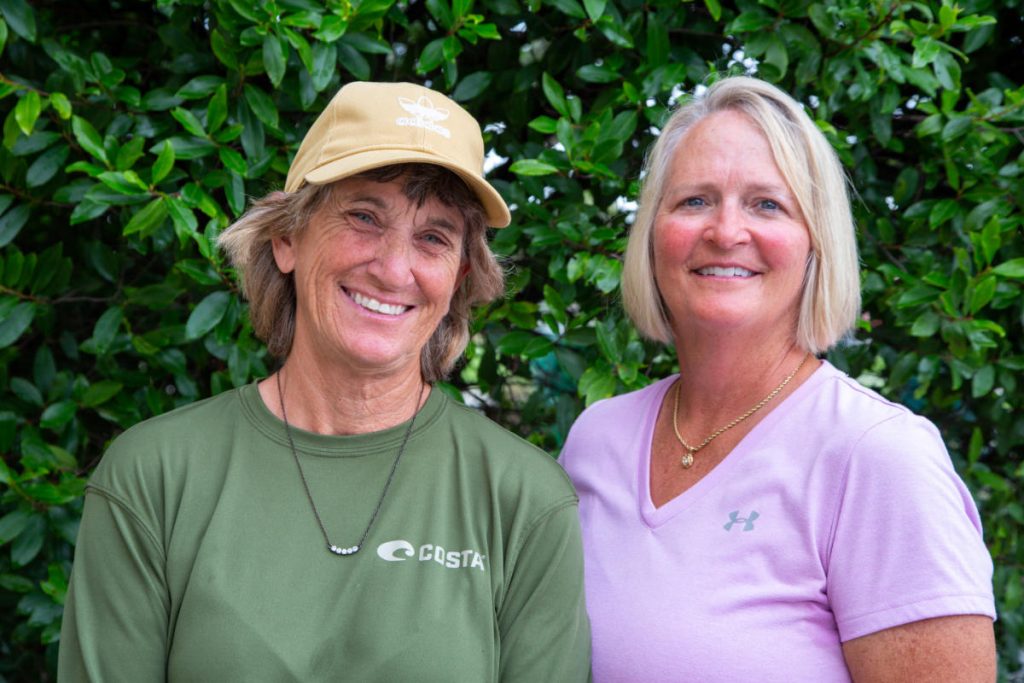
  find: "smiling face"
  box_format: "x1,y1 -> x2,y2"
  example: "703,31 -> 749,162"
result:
653,109 -> 811,344
272,176 -> 467,379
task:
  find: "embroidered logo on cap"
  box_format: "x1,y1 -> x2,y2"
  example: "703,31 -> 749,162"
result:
396,96 -> 452,139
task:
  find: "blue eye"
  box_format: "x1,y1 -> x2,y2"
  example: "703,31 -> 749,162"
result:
759,199 -> 780,211
422,232 -> 448,247
351,211 -> 375,224
682,197 -> 705,207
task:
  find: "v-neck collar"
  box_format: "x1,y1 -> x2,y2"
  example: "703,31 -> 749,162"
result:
638,361 -> 833,528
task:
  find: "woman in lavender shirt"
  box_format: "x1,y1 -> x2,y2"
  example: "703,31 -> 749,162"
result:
559,76 -> 996,682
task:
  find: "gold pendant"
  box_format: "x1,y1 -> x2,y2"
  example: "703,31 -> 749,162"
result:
680,452 -> 694,469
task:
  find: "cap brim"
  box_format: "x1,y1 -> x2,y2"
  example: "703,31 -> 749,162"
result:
295,150 -> 511,228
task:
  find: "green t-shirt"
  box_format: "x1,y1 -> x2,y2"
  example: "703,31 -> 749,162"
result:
59,384 -> 590,682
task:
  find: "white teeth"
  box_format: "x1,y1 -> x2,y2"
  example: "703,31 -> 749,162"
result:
697,266 -> 755,277
350,291 -> 408,316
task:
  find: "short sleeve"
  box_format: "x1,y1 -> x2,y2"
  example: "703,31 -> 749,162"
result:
497,502 -> 591,682
825,414 -> 995,642
59,456 -> 170,682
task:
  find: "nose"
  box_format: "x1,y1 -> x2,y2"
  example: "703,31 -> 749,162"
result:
703,200 -> 751,248
367,231 -> 416,290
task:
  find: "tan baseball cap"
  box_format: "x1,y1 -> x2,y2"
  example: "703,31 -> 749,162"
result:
285,81 -> 511,228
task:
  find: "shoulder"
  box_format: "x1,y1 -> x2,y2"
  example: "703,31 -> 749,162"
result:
808,363 -> 947,469
90,386 -> 246,489
438,393 -> 577,500
560,378 -> 670,469
568,378 -> 670,438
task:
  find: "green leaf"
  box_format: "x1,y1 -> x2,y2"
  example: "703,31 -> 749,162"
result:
453,72 -> 493,101
206,83 -> 228,134
10,377 -> 42,406
928,199 -> 959,228
71,115 -> 109,165
496,330 -> 536,355
992,258 -> 1024,279
40,400 -> 76,430
228,0 -> 261,22
263,34 -> 287,87
81,380 -> 123,408
578,365 -> 616,405
576,64 -> 619,83
971,364 -> 995,398
542,72 -> 569,118
0,0 -> 36,42
114,136 -> 145,171
167,196 -> 199,237
910,311 -> 940,338
171,106 -> 207,138
912,35 -> 941,68
309,40 -> 336,92
176,75 -> 224,99
509,159 -> 560,176
314,15 -> 348,42
90,305 -> 123,354
14,90 -> 41,135
49,92 -> 72,119
0,509 -> 31,545
969,276 -> 996,314
175,259 -> 221,286
528,116 -> 558,134
704,0 -> 722,21
338,41 -> 371,79
186,291 -> 231,340
426,0 -> 454,29
243,85 -> 279,129
473,23 -> 500,40
0,301 -> 35,348
646,15 -> 669,67
547,0 -> 586,19
941,115 -> 972,142
98,171 -> 148,195
122,197 -> 168,236
597,16 -> 633,48
728,10 -> 773,33
151,140 -> 175,184
210,28 -> 239,69
10,514 -> 44,566
0,202 -> 30,247
583,0 -> 606,21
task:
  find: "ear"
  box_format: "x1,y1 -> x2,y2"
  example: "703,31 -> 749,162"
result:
271,234 -> 298,275
456,261 -> 471,289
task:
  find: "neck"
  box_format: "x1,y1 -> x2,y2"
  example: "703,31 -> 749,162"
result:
672,332 -> 813,431
259,357 -> 427,435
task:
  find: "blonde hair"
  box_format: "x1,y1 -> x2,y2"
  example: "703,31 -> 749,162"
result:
622,76 -> 860,354
218,164 -> 504,381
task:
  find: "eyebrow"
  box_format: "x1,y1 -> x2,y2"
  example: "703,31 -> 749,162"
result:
666,181 -> 794,198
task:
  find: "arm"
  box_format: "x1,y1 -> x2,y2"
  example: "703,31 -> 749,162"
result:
825,414 -> 996,679
497,502 -> 591,682
58,488 -> 169,683
842,615 -> 995,682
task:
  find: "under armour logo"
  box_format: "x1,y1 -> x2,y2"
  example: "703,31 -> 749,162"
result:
724,510 -> 759,531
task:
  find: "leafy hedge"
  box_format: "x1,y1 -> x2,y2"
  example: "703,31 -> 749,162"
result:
0,0 -> 1021,678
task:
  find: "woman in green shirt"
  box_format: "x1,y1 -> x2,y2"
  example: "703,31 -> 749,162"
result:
58,81 -> 590,682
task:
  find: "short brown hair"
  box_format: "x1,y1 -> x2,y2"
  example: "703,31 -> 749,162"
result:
218,164 -> 504,381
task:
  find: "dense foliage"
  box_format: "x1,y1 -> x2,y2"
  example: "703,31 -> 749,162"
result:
0,0 -> 1021,678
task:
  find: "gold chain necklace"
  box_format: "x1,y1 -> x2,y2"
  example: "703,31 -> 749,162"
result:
672,354 -> 810,469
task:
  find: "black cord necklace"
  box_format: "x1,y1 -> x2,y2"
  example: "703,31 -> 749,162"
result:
276,372 -> 425,557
